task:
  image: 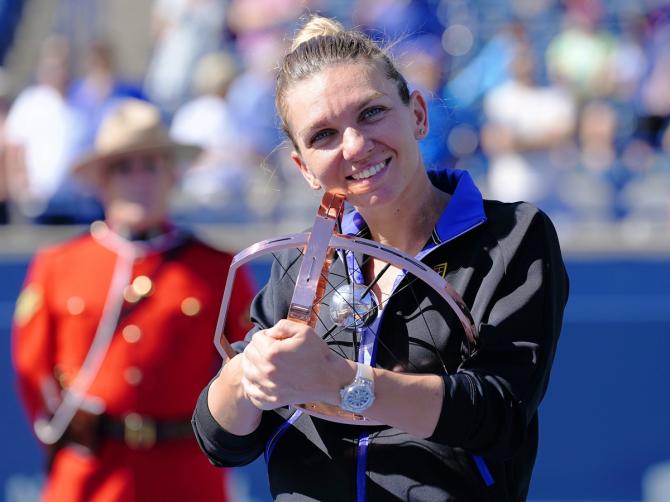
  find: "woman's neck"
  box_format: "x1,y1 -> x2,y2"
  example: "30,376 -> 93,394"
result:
361,176 -> 450,257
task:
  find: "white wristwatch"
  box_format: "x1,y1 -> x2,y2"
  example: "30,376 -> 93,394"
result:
340,363 -> 375,413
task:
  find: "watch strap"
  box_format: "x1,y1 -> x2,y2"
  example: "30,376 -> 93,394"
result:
356,362 -> 374,385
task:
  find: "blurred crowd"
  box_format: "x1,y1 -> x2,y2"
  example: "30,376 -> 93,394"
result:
0,0 -> 669,233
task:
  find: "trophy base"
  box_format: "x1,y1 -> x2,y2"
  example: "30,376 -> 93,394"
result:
295,402 -> 383,426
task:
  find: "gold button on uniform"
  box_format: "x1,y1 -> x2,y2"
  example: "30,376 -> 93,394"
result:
122,325 -> 142,343
124,367 -> 143,385
66,296 -> 85,315
181,297 -> 201,317
132,276 -> 153,297
123,285 -> 142,303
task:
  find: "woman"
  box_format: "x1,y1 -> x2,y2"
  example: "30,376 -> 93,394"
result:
193,16 -> 569,501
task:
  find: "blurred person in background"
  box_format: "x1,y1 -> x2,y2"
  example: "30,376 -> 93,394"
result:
11,98 -> 255,501
224,29 -> 285,162
608,13 -> 648,103
545,1 -> 616,101
3,34 -> 103,224
68,40 -> 147,154
144,0 -> 228,116
636,8 -> 670,149
352,0 -> 444,40
223,29 -> 290,218
169,50 -> 257,222
482,39 -> 577,207
225,0 -> 305,35
444,19 -> 528,110
394,34 -> 456,170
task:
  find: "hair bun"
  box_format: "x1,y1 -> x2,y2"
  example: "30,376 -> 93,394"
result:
291,16 -> 345,51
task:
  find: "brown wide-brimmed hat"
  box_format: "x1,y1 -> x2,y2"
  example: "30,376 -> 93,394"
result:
72,98 -> 201,184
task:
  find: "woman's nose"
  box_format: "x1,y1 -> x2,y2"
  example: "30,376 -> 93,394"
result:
342,127 -> 372,161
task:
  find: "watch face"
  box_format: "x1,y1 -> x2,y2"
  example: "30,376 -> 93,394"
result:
342,383 -> 374,412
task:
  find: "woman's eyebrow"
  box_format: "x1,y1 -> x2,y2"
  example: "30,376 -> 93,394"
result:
297,92 -> 388,138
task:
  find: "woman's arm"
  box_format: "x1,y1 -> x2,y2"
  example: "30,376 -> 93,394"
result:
207,355 -> 263,436
362,368 -> 445,438
428,205 -> 569,458
240,318 -> 446,438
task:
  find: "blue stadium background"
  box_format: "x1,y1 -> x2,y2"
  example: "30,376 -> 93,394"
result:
2,251 -> 669,501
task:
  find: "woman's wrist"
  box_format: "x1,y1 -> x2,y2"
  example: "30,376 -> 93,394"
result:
208,354 -> 262,434
322,353 -> 357,406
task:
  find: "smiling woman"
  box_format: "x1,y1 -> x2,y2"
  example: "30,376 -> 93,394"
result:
192,14 -> 570,502
285,62 -> 435,217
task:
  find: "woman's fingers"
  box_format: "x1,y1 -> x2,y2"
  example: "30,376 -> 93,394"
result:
241,319 -> 336,408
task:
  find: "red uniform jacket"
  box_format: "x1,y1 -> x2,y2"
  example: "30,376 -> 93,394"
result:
12,223 -> 255,502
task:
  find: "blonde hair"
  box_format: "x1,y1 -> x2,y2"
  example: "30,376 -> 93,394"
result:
289,16 -> 345,51
276,15 -> 410,147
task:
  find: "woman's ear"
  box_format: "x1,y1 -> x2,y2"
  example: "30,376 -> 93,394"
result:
410,90 -> 429,139
291,151 -> 322,190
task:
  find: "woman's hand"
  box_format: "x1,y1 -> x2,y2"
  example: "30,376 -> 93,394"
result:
241,319 -> 354,410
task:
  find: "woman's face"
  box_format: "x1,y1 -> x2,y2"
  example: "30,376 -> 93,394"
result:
285,61 -> 427,211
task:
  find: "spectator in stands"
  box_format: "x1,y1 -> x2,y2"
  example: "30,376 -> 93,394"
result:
636,12 -> 670,148
225,30 -> 285,162
11,98 -> 255,501
169,50 -> 256,222
3,34 -> 102,224
143,0 -> 227,116
545,4 -> 617,101
223,30 -> 288,218
68,40 -> 146,155
225,0 -> 305,36
608,13 -> 648,102
352,0 -> 445,40
482,40 -> 577,206
444,19 -> 528,109
394,34 -> 456,169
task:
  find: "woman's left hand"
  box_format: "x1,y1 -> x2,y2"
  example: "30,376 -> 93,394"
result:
240,319 -> 354,410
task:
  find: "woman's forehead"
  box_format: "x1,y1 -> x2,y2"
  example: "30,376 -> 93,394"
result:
285,62 -> 396,128
289,61 -> 385,95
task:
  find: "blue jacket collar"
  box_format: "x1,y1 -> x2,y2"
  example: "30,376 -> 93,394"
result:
341,168 -> 486,254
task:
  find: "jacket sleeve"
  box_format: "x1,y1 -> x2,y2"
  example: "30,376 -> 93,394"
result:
429,207 -> 569,459
192,252 -> 295,465
192,380 -> 272,467
11,251 -> 61,425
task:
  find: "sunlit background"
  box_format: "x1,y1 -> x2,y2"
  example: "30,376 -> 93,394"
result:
0,0 -> 669,501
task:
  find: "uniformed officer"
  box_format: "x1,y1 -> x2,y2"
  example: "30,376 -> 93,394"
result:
12,98 -> 255,501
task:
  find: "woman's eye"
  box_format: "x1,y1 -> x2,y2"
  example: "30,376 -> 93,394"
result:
361,106 -> 385,120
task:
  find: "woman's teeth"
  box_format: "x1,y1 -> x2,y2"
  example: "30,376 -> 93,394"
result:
351,161 -> 386,180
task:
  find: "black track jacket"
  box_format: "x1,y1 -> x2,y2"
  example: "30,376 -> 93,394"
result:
193,169 -> 570,501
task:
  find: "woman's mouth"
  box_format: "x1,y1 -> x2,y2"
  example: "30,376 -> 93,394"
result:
347,159 -> 389,181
